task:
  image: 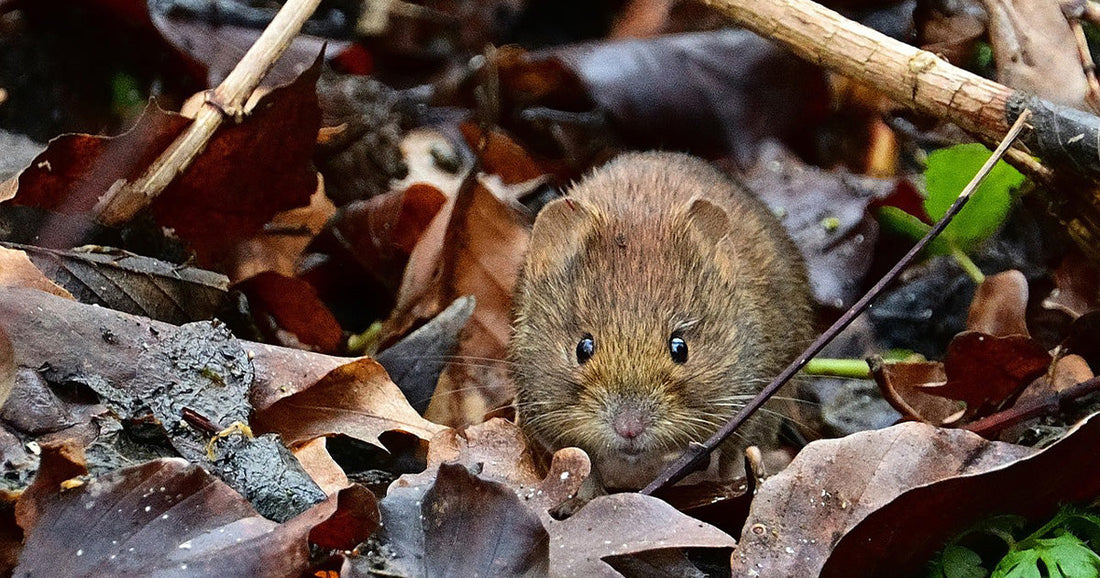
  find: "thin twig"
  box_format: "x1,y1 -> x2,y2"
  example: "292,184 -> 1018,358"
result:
640,108 -> 1034,495
964,375 -> 1100,437
93,0 -> 323,225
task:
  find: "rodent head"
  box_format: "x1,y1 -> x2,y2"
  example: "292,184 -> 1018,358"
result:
511,193 -> 781,489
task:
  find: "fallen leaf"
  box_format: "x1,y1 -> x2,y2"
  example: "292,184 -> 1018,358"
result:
1043,251 -> 1100,319
966,269 -> 1029,337
930,331 -> 1053,417
7,242 -> 228,324
366,462 -> 549,577
293,437 -> 350,496
14,455 -> 330,577
0,246 -> 75,299
232,271 -> 343,354
251,357 -> 446,448
873,359 -> 962,425
821,413 -> 1100,577
387,176 -> 531,428
307,484 -> 380,551
554,30 -> 828,162
550,493 -> 736,577
730,422 -> 1035,576
745,141 -> 894,309
376,296 -> 476,413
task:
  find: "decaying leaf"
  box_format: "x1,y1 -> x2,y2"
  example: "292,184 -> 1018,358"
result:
821,413 -> 1100,576
0,245 -> 75,299
251,357 -> 446,448
5,242 -> 227,325
367,462 -> 549,577
232,271 -> 343,354
966,269 -> 1029,337
730,422 -> 1035,576
14,453 -> 336,577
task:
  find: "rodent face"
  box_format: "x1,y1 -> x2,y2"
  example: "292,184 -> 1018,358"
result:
512,202 -> 777,489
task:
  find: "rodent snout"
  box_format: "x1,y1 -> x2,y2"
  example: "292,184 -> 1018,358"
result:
611,403 -> 652,440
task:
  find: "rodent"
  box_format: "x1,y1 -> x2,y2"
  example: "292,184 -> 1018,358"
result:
510,151 -> 813,489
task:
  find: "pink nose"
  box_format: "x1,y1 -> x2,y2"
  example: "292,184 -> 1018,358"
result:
612,406 -> 651,439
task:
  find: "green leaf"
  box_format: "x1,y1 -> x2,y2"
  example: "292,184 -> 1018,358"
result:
943,544 -> 989,578
994,533 -> 1100,578
923,143 -> 1025,250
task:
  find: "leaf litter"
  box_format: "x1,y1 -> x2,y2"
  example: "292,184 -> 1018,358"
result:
0,1 -> 1099,577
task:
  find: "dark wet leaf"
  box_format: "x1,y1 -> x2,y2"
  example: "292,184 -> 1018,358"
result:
730,423 -> 1034,576
376,296 -> 476,414
369,462 -> 549,577
5,242 -> 227,325
14,456 -> 325,577
821,414 -> 1100,577
300,182 -> 447,326
553,30 -> 828,162
746,142 -> 895,309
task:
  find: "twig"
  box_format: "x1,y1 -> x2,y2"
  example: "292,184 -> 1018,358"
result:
92,0 -> 323,225
1063,1 -> 1100,113
640,108 -> 1034,495
964,375 -> 1100,437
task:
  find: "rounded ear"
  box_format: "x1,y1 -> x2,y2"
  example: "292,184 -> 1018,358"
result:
685,198 -> 731,245
525,197 -> 600,280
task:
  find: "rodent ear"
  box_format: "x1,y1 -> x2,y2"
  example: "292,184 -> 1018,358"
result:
525,197 -> 599,279
685,198 -> 731,244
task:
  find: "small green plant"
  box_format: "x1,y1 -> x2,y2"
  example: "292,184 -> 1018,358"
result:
877,143 -> 1026,284
928,508 -> 1100,578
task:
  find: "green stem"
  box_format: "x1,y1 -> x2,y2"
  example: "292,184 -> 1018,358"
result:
950,243 -> 985,284
802,358 -> 871,379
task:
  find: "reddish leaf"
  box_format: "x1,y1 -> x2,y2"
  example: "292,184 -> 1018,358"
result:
233,271 -> 343,354
385,177 -> 532,427
730,423 -> 1034,576
821,413 -> 1100,577
8,104 -> 188,217
931,331 -> 1053,417
458,123 -> 549,184
152,57 -> 323,266
873,360 -> 962,425
308,485 -> 380,551
1043,251 -> 1100,319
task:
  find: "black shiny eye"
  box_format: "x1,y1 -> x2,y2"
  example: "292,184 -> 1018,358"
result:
669,335 -> 688,363
576,335 -> 595,364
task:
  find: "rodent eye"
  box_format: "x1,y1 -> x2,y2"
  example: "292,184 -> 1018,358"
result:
669,335 -> 688,364
576,335 -> 595,364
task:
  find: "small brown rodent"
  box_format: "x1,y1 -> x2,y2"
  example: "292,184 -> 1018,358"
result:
510,151 -> 813,489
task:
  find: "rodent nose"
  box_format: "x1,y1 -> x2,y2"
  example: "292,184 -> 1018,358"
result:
612,406 -> 652,440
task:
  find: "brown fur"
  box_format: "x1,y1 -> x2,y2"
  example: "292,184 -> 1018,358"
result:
510,152 -> 813,489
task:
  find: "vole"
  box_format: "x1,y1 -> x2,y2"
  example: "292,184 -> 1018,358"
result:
510,151 -> 813,489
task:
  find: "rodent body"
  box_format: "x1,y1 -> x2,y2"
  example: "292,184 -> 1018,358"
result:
511,151 -> 813,489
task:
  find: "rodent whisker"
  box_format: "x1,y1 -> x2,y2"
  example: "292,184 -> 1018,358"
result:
381,354 -> 515,366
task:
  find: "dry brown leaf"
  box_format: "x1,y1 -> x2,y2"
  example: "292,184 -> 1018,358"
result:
730,422 -> 1035,576
0,246 -> 74,299
251,357 -> 446,448
822,413 -> 1100,576
966,269 -> 1029,336
292,437 -> 350,496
